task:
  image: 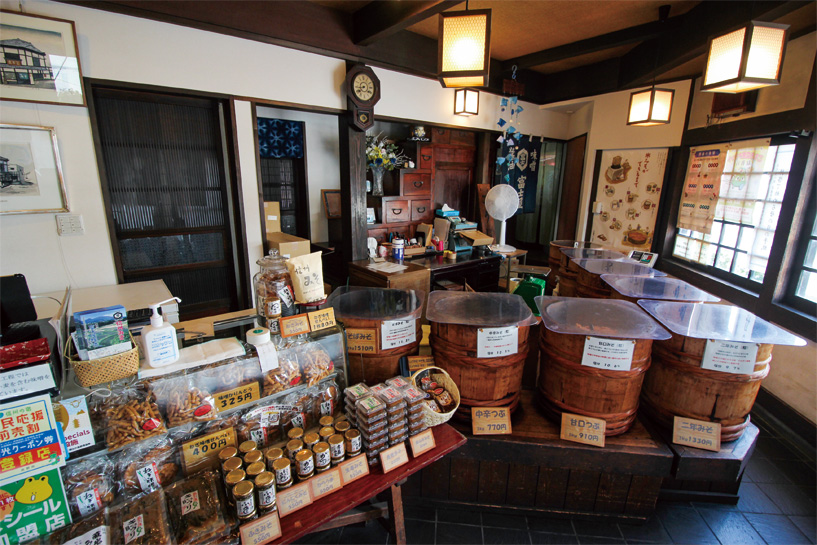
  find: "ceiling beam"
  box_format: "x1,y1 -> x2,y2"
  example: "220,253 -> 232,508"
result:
352,1 -> 460,46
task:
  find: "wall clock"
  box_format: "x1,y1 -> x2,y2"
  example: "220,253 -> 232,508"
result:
345,64 -> 380,131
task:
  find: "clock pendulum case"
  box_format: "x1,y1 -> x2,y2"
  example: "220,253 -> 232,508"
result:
344,64 -> 380,131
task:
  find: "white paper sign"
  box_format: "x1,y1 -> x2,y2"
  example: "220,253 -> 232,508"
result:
0,363 -> 56,398
381,319 -> 417,350
581,337 -> 636,371
135,463 -> 161,492
65,525 -> 110,545
256,342 -> 280,374
701,340 -> 760,375
477,327 -> 518,358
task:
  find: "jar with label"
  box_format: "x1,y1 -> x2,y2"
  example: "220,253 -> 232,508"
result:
238,440 -> 258,456
286,439 -> 304,463
319,426 -> 335,442
319,416 -> 334,428
328,434 -> 346,465
265,447 -> 284,471
218,446 -> 238,465
253,249 -> 296,332
246,461 -> 266,481
272,458 -> 293,490
255,471 -> 277,514
334,420 -> 351,434
225,468 -> 246,504
303,432 -> 320,450
233,480 -> 257,521
287,427 -> 305,442
313,442 -> 331,473
244,449 -> 264,466
295,449 -> 315,481
345,429 -> 362,457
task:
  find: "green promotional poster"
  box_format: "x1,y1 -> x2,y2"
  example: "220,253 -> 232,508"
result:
0,468 -> 71,544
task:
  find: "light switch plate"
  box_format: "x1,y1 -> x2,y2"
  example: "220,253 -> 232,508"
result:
56,214 -> 84,236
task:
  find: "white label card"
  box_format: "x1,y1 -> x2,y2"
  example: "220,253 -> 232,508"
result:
135,463 -> 160,492
581,337 -> 635,371
381,319 -> 416,350
59,395 -> 96,453
76,489 -> 103,517
256,342 -> 280,374
701,340 -> 759,375
0,364 -> 55,397
123,514 -> 145,544
477,327 -> 518,358
65,525 -> 110,545
181,491 -> 200,515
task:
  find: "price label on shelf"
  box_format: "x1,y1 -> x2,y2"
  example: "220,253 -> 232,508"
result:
277,481 -> 313,517
239,510 -> 282,545
701,340 -> 759,375
380,443 -> 409,473
560,413 -> 605,447
408,429 -> 436,457
477,327 -> 518,358
339,455 -> 369,485
214,383 -> 260,411
308,308 -> 336,332
280,313 -> 311,338
673,416 -> 721,452
471,407 -> 512,435
346,329 -> 377,354
310,467 -> 343,500
581,337 -> 635,371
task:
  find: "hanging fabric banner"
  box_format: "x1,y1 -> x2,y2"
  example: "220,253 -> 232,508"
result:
497,134 -> 539,213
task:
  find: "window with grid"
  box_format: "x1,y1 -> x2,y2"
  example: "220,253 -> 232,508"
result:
672,142 -> 795,286
793,211 -> 817,304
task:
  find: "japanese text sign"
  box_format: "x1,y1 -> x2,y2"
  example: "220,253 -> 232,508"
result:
0,395 -> 66,486
701,340 -> 760,375
307,308 -> 336,332
346,329 -> 377,354
560,413 -> 606,447
673,416 -> 721,452
239,510 -> 282,545
181,427 -> 237,474
477,327 -> 518,358
471,407 -> 512,435
0,468 -> 71,544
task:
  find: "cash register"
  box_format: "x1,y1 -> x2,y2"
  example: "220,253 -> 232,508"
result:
436,208 -> 478,252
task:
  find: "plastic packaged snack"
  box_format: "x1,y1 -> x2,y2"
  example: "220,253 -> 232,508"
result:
199,354 -> 261,393
402,386 -> 426,408
262,343 -> 302,396
165,471 -> 230,545
48,509 -> 108,545
408,410 -> 424,424
313,380 -> 340,419
102,384 -> 167,451
150,374 -> 218,428
109,488 -> 173,545
281,392 -> 312,432
118,434 -> 179,494
358,417 -> 387,435
63,456 -> 117,520
344,383 -> 370,403
387,408 -> 407,421
299,342 -> 334,387
424,399 -> 441,413
385,376 -> 411,390
360,426 -> 387,444
236,404 -> 284,448
356,396 -> 386,421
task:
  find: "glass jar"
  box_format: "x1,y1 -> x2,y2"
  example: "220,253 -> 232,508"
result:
233,480 -> 256,521
244,450 -> 264,466
272,458 -> 293,490
265,448 -> 284,471
313,442 -> 331,473
255,471 -> 277,514
253,249 -> 296,333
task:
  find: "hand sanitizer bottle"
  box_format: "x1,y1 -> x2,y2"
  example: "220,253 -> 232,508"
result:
142,297 -> 182,367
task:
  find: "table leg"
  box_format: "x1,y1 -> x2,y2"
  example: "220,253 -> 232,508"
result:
386,482 -> 406,545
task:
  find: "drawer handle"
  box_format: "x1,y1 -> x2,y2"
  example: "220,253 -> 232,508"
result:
416,207 -> 426,213
413,181 -> 424,188
391,208 -> 403,215
422,155 -> 432,161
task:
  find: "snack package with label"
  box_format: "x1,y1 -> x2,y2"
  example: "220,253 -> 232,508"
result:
236,403 -> 284,447
63,455 -> 118,520
199,353 -> 262,394
312,379 -> 340,420
109,488 -> 173,545
48,509 -> 109,545
149,374 -> 219,428
298,341 -> 335,387
286,251 -> 326,303
281,390 -> 313,432
117,434 -> 179,494
165,471 -> 230,545
262,339 -> 302,396
102,383 -> 167,451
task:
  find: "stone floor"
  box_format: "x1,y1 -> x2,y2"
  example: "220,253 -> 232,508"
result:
296,407 -> 816,545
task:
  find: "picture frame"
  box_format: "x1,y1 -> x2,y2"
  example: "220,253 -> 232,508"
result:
0,10 -> 86,107
0,124 -> 69,215
321,189 -> 341,219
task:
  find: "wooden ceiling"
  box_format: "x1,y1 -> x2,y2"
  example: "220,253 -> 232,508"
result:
64,0 -> 815,105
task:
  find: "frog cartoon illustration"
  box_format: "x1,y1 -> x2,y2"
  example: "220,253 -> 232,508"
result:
15,475 -> 52,504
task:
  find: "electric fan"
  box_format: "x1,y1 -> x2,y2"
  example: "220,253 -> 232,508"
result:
485,184 -> 519,253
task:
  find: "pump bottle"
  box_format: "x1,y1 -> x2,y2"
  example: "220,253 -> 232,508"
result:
141,297 -> 182,367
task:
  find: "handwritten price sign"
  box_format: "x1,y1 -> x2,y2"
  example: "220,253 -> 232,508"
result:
560,413 -> 605,447
471,407 -> 512,435
214,382 -> 259,411
673,416 -> 721,452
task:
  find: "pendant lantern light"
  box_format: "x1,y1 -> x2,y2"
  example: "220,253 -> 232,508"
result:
438,8 -> 492,88
454,88 -> 479,116
627,87 -> 675,126
702,22 -> 789,93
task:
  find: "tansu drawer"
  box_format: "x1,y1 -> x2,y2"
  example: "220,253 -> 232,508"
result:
384,199 -> 410,223
402,172 -> 431,196
411,199 -> 432,222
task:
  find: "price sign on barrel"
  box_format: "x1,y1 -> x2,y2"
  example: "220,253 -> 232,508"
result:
471,407 -> 512,435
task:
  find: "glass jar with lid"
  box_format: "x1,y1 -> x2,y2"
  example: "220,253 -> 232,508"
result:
253,249 -> 297,333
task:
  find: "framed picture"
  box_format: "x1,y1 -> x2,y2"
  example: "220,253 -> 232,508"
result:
0,10 -> 85,107
321,189 -> 341,219
0,124 -> 69,214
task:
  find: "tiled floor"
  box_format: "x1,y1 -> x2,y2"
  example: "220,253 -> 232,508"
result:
296,409 -> 816,545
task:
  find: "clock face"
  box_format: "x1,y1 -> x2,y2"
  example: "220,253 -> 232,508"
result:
353,73 -> 375,102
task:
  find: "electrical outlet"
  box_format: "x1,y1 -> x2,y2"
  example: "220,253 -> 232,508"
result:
56,214 -> 84,236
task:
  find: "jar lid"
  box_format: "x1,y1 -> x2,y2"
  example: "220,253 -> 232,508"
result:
218,446 -> 238,461
303,432 -> 320,445
272,458 -> 290,471
313,442 -> 329,454
246,327 -> 271,346
265,448 -> 284,461
328,434 -> 344,445
319,426 -> 335,438
345,429 -> 360,440
223,457 -> 243,473
319,416 -> 334,427
239,440 -> 258,454
288,427 -> 304,440
246,461 -> 266,477
426,291 -> 537,326
286,439 -> 303,452
233,480 -> 254,498
295,450 -> 313,462
334,421 -> 351,433
256,248 -> 286,268
535,296 -> 671,341
572,259 -> 666,277
601,275 -> 720,302
244,450 -> 264,465
255,471 -> 274,487
225,469 -> 246,486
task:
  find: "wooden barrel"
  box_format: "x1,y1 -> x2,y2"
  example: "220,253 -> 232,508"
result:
576,282 -> 611,299
548,240 -> 577,280
558,258 -> 583,297
640,334 -> 773,442
341,316 -> 423,386
537,325 -> 654,435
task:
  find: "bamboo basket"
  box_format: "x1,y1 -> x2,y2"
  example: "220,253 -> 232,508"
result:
410,366 -> 460,427
65,332 -> 140,388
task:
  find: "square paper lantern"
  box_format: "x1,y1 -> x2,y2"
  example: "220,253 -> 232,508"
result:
454,88 -> 479,116
627,87 -> 675,126
438,9 -> 491,88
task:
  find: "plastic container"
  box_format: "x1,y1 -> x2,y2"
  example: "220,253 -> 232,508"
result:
572,259 -> 665,298
601,275 -> 720,303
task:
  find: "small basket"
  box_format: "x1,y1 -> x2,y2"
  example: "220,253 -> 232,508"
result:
65,331 -> 140,388
410,366 -> 460,427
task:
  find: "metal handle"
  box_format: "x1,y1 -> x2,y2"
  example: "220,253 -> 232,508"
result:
416,207 -> 426,213
391,208 -> 403,215
413,181 -> 424,188
422,155 -> 432,161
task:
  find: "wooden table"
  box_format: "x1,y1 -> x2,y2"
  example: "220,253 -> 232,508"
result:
348,258 -> 431,295
408,252 -> 501,292
270,423 -> 466,544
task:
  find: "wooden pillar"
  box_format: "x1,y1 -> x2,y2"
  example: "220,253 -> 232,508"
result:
339,114 -> 369,264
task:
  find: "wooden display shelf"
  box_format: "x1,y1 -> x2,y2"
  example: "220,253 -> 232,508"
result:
402,391 -> 673,521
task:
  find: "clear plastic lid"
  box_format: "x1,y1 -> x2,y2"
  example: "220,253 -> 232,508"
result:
572,259 -> 667,277
535,296 -> 671,340
601,275 -> 720,302
327,286 -> 424,321
551,240 -> 605,250
560,248 -> 629,261
426,291 -> 538,326
637,301 -> 807,346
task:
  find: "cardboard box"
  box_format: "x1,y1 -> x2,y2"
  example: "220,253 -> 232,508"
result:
264,202 -> 281,235
267,231 -> 311,259
460,230 -> 494,247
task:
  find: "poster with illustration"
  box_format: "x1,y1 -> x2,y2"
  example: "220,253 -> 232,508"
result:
590,148 -> 668,253
0,468 -> 71,544
677,144 -> 727,234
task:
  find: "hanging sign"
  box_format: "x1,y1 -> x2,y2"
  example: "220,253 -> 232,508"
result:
673,416 -> 721,452
701,340 -> 760,375
381,319 -> 416,350
581,337 -> 636,371
560,413 -> 605,447
0,394 -> 66,487
477,327 -> 518,358
407,356 -> 435,373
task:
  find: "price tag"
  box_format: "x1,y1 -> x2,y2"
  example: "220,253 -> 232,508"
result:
701,340 -> 760,375
256,343 -> 279,374
408,429 -> 436,457
407,355 -> 435,373
214,382 -> 260,411
560,413 -> 606,447
673,416 -> 721,452
381,319 -> 416,350
308,308 -> 336,332
277,481 -> 313,518
581,337 -> 635,371
239,510 -> 282,545
310,467 -> 343,500
181,427 -> 237,474
477,327 -> 518,358
280,313 -> 311,338
65,526 -> 108,545
346,329 -> 377,354
471,407 -> 512,435
380,442 -> 409,473
339,455 -> 369,485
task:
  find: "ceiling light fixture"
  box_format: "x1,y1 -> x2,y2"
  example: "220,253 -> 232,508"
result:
454,88 -> 479,116
702,21 -> 789,93
438,5 -> 491,88
627,87 -> 675,126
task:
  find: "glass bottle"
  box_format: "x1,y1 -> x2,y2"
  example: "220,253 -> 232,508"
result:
253,249 -> 296,333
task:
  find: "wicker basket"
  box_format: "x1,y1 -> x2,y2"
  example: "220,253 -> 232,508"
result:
410,366 -> 460,427
65,331 -> 140,388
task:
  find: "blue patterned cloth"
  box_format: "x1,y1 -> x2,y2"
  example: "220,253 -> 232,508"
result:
257,118 -> 304,158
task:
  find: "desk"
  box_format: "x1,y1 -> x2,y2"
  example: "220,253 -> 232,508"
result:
271,424 -> 466,544
408,251 -> 501,292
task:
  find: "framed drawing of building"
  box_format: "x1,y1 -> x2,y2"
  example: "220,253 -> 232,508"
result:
0,124 -> 69,214
0,10 -> 85,106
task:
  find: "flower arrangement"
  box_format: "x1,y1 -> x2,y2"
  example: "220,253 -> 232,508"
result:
365,133 -> 408,172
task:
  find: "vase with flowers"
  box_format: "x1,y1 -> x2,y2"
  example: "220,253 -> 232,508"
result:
366,133 -> 408,197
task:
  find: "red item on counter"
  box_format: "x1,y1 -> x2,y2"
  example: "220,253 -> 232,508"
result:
0,337 -> 50,370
